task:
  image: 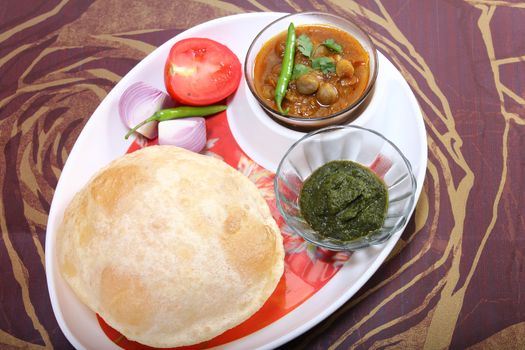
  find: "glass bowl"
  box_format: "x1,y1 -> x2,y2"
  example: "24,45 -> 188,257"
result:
245,12 -> 378,131
274,125 -> 417,251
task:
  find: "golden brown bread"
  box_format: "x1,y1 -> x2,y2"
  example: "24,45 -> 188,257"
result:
56,145 -> 284,347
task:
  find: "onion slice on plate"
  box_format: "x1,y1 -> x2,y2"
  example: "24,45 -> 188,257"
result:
158,117 -> 207,152
119,82 -> 172,139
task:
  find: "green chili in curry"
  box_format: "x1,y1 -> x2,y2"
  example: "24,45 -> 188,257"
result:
274,22 -> 296,114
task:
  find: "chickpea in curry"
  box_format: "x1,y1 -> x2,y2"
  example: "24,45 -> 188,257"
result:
254,25 -> 370,118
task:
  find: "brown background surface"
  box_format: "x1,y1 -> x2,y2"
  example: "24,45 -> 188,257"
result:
1,0 -> 524,349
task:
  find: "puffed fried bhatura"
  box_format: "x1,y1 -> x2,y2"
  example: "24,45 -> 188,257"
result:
57,146 -> 284,347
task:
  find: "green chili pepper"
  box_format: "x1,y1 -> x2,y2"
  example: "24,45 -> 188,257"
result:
124,105 -> 227,139
274,22 -> 296,115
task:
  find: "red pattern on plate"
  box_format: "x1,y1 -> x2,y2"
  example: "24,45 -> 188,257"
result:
97,111 -> 351,349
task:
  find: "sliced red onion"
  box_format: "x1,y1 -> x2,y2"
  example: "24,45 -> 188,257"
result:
158,117 -> 207,152
119,81 -> 172,139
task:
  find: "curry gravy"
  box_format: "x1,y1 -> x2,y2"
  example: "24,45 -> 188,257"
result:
254,25 -> 370,118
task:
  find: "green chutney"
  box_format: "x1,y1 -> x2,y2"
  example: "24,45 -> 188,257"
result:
299,160 -> 388,241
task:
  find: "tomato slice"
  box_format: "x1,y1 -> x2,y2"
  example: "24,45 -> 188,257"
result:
164,38 -> 242,106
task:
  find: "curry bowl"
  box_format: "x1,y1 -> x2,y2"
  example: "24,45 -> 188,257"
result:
245,12 -> 378,131
275,125 -> 417,251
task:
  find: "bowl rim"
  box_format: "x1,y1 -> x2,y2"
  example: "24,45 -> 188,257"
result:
244,11 -> 379,122
274,124 -> 417,251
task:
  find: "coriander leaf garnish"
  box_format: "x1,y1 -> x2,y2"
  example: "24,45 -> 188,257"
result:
297,34 -> 313,58
291,64 -> 312,80
312,57 -> 336,74
322,39 -> 343,53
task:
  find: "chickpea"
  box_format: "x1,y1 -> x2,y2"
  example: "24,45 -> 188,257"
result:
340,76 -> 359,87
285,89 -> 298,102
261,84 -> 274,99
313,44 -> 329,58
265,76 -> 276,88
336,59 -> 355,78
296,74 -> 319,95
316,83 -> 338,105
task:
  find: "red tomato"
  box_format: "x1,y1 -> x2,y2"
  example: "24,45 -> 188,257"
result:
164,38 -> 242,106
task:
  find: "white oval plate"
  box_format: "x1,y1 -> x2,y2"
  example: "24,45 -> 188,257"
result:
45,12 -> 427,350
